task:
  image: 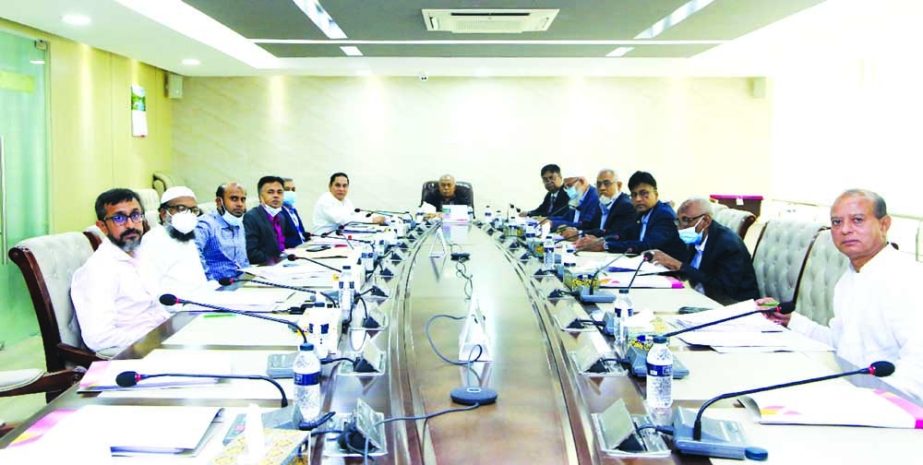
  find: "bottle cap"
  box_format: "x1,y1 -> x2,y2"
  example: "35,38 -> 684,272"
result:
299,342 -> 315,351
618,288 -> 629,294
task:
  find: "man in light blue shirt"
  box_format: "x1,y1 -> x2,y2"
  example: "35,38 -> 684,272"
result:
195,182 -> 250,280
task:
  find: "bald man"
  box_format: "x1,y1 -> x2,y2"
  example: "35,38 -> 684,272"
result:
422,174 -> 473,211
194,182 -> 250,280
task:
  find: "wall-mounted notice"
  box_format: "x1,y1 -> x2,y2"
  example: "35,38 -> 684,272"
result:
131,84 -> 148,137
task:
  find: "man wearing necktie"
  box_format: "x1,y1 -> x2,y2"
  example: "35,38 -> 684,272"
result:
282,177 -> 309,242
525,164 -> 570,218
648,197 -> 758,304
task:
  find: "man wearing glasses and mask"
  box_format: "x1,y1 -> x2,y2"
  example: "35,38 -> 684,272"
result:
139,186 -> 208,295
558,169 -> 633,240
71,188 -> 171,353
195,182 -> 250,281
648,197 -> 758,304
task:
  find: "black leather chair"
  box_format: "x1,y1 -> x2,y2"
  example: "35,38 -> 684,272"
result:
420,180 -> 474,209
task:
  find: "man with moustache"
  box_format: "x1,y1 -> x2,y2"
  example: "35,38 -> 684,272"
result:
138,186 -> 208,295
195,182 -> 250,280
71,188 -> 170,352
311,172 -> 385,235
245,175 -> 303,264
558,169 -> 634,239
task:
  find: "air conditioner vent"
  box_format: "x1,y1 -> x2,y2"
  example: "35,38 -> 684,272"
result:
422,9 -> 559,34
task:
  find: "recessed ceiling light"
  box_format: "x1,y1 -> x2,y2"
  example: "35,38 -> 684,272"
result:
606,47 -> 634,57
29,59 -> 46,65
182,58 -> 201,66
340,46 -> 363,57
635,0 -> 715,39
292,0 -> 347,39
62,14 -> 92,26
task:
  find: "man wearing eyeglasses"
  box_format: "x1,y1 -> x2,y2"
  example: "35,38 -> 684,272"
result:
71,188 -> 170,353
524,164 -> 570,219
575,171 -> 687,261
648,197 -> 758,304
558,169 -> 633,240
138,186 -> 208,295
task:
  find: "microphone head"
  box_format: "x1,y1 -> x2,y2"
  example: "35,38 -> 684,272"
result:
354,208 -> 361,213
365,212 -> 373,218
115,371 -> 140,387
159,294 -> 179,306
287,254 -> 298,261
217,277 -> 235,286
642,251 -> 654,261
777,301 -> 796,315
869,361 -> 895,377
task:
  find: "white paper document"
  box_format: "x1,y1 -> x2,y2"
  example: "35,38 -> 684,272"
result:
677,330 -> 834,352
162,313 -> 303,347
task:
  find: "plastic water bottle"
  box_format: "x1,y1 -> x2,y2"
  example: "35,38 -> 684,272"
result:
338,279 -> 353,312
361,250 -> 374,273
483,205 -> 492,223
613,289 -> 633,351
564,244 -> 576,267
542,235 -> 555,271
646,335 -> 673,413
293,342 -> 322,422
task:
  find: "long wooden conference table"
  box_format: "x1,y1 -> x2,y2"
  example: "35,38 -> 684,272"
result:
2,221 -> 920,464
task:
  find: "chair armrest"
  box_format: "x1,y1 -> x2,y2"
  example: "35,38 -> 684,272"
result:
0,368 -> 85,397
56,343 -> 103,367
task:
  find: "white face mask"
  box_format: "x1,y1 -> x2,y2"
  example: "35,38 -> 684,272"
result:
169,211 -> 198,234
222,209 -> 243,227
263,204 -> 282,217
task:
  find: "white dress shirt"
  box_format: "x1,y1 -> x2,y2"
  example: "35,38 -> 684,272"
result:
71,239 -> 170,352
138,225 -> 208,296
311,191 -> 358,234
789,245 -> 923,402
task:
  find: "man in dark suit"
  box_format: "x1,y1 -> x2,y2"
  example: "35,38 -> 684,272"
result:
525,164 -> 570,218
243,175 -> 301,265
422,174 -> 473,211
576,171 -> 688,261
560,169 -> 634,240
550,176 -> 599,230
649,197 -> 759,304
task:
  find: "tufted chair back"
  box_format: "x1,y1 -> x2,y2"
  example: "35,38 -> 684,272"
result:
751,220 -> 825,303
152,172 -> 185,197
420,180 -> 475,209
714,208 -> 757,239
8,232 -> 101,372
794,230 -> 848,325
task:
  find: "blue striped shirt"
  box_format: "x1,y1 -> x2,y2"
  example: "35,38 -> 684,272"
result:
194,211 -> 249,280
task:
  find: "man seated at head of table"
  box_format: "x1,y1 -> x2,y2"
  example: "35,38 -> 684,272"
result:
243,175 -> 303,265
71,188 -> 170,353
195,181 -> 250,280
647,196 -> 759,305
311,172 -> 386,235
574,170 -> 688,262
423,174 -> 473,212
138,186 -> 208,295
765,189 -> 923,403
558,169 -> 634,240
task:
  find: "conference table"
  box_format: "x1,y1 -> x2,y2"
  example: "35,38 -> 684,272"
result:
2,220 -> 920,464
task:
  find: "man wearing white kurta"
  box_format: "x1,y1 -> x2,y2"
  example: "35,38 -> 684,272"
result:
72,189 -> 170,353
774,189 -> 923,402
138,186 -> 208,296
311,172 -> 385,235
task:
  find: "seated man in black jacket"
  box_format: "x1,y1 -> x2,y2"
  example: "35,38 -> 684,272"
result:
575,171 -> 688,261
649,197 -> 759,304
559,169 -> 634,240
422,174 -> 472,211
524,164 -> 570,218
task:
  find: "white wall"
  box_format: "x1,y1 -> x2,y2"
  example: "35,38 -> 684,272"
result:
173,76 -> 770,221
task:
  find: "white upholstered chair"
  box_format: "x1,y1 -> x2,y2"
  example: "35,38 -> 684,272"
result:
794,230 -> 848,325
751,220 -> 825,303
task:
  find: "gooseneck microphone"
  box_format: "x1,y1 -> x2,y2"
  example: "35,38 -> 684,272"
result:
115,370 -> 289,407
159,294 -> 307,343
554,231 -> 584,244
662,302 -> 796,338
538,203 -> 574,225
355,208 -> 413,222
287,254 -> 342,273
690,361 -> 895,441
217,276 -> 339,308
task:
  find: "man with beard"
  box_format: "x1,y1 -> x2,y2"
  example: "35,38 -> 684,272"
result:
138,186 -> 208,294
195,182 -> 250,280
71,188 -> 170,352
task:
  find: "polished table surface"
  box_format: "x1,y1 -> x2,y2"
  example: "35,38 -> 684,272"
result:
2,221 -> 918,464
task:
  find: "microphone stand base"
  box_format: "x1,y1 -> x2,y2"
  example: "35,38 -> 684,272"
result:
450,386 -> 498,406
672,408 -> 768,461
577,289 -> 616,304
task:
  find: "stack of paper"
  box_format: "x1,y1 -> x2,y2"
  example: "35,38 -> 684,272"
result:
79,352 -> 231,392
178,288 -> 298,313
244,262 -> 337,288
599,272 -> 683,289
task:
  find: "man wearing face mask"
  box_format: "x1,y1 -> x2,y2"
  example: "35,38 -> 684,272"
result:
72,188 -> 170,353
139,186 -> 208,295
559,169 -> 633,240
195,182 -> 250,281
550,176 -> 599,230
282,177 -> 309,242
244,175 -> 302,265
648,197 -> 758,304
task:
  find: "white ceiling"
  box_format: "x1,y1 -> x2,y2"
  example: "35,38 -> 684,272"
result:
0,0 -> 854,77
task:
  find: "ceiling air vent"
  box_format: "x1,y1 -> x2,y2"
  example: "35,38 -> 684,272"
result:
422,9 -> 559,34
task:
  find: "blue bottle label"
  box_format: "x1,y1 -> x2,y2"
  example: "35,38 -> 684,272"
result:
294,371 -> 320,386
647,364 -> 673,377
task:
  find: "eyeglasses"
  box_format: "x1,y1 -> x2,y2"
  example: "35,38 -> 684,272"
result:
105,211 -> 144,225
676,213 -> 706,227
630,189 -> 654,199
596,180 -> 615,188
167,204 -> 202,216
